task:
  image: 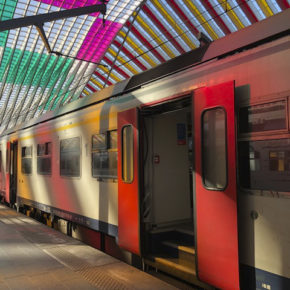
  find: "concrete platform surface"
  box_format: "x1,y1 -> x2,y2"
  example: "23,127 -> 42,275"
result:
0,204 -> 176,290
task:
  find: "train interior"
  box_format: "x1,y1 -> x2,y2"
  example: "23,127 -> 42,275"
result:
141,97 -> 199,283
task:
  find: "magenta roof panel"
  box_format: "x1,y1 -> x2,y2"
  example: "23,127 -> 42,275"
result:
77,19 -> 122,62
36,0 -> 103,16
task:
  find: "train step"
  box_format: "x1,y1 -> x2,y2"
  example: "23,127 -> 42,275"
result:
145,255 -> 212,289
174,227 -> 194,244
162,240 -> 195,268
148,223 -> 195,255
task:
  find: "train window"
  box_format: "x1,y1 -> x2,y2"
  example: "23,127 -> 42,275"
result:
239,139 -> 290,192
92,130 -> 117,179
122,125 -> 133,183
21,146 -> 32,174
92,133 -> 106,150
202,108 -> 227,190
239,100 -> 287,134
37,142 -> 52,175
109,130 -> 118,149
60,137 -> 80,177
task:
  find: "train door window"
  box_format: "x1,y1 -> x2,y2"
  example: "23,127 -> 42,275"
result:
37,142 -> 52,175
21,146 -> 32,174
60,137 -> 80,177
202,108 -> 227,190
92,130 -> 117,179
121,125 -> 133,183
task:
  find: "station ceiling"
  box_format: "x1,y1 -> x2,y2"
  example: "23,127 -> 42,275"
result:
0,0 -> 289,132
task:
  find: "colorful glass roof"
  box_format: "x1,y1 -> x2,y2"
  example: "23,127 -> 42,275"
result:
0,1 -> 289,132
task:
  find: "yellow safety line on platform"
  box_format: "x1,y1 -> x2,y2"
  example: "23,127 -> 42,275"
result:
184,1 -> 219,40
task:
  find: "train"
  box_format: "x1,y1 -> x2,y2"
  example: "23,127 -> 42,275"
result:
0,10 -> 289,290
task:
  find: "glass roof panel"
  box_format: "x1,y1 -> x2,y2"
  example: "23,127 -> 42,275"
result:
0,0 -> 287,132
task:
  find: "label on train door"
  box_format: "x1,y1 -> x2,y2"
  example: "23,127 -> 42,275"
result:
193,81 -> 239,289
117,108 -> 140,255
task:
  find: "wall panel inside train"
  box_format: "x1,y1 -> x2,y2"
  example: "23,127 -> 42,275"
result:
143,105 -> 192,226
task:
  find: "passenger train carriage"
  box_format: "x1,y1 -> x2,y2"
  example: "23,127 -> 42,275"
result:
0,10 -> 290,290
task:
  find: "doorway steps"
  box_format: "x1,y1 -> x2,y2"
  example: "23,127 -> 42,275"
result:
145,227 -> 213,289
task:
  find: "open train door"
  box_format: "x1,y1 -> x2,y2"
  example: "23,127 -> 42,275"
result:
10,141 -> 18,205
193,81 -> 239,289
5,142 -> 11,203
5,141 -> 18,205
117,108 -> 141,255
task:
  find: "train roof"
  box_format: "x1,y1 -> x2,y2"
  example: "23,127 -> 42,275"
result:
2,9 -> 290,137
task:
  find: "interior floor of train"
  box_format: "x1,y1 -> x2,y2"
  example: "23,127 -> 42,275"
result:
144,222 -> 212,289
0,203 -> 197,290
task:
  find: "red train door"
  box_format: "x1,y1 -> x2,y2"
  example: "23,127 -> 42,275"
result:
10,141 -> 18,204
193,81 -> 239,289
5,142 -> 11,203
117,108 -> 141,255
5,141 -> 18,205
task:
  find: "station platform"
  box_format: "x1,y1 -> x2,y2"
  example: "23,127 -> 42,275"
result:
0,204 -> 176,290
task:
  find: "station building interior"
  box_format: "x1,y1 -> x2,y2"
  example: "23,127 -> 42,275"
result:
0,1 -> 289,289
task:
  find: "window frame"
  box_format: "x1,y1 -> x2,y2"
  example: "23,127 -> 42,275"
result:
91,130 -> 118,180
21,145 -> 33,175
59,136 -> 81,178
121,125 -> 134,184
37,141 -> 52,176
238,137 -> 290,195
201,107 -> 228,191
238,97 -> 289,137
237,94 -> 290,198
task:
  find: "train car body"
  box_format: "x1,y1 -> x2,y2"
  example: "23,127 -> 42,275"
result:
0,10 -> 290,289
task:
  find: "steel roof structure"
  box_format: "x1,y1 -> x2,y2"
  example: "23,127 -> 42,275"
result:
0,1 -> 289,132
